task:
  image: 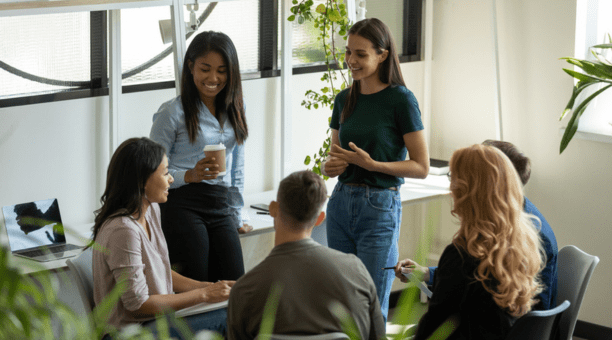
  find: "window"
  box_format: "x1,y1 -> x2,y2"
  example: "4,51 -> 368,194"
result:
0,12 -> 92,99
120,0 -> 260,87
291,0 -> 422,74
573,0 -> 612,137
0,0 -> 422,107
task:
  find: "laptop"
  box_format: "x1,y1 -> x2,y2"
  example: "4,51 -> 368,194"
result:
2,198 -> 83,262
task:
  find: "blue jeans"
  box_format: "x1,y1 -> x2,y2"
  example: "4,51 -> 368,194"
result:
326,182 -> 402,322
141,307 -> 227,339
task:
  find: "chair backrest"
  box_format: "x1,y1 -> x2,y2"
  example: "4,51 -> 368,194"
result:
66,247 -> 95,314
255,332 -> 350,340
556,245 -> 600,340
505,300 -> 571,340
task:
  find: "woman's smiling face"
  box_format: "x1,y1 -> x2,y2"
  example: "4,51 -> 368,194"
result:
144,155 -> 173,204
345,34 -> 386,84
189,51 -> 228,103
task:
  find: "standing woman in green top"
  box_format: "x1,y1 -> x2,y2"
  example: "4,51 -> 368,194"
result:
324,18 -> 429,321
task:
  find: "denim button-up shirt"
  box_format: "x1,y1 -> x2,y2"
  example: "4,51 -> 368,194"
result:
150,96 -> 245,196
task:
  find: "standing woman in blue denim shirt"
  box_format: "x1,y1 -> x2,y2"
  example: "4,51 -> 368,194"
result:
323,18 -> 429,322
150,31 -> 250,282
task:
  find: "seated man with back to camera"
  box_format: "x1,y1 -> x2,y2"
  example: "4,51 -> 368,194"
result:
395,140 -> 558,311
227,170 -> 386,340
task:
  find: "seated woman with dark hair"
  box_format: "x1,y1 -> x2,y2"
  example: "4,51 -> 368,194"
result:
398,145 -> 544,340
91,137 -> 233,337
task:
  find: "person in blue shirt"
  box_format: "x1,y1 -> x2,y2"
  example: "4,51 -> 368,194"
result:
150,31 -> 250,283
323,18 -> 430,322
395,140 -> 558,311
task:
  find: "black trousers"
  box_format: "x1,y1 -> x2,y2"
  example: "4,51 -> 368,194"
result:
160,182 -> 245,282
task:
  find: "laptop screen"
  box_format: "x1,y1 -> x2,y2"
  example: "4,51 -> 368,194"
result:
2,198 -> 66,252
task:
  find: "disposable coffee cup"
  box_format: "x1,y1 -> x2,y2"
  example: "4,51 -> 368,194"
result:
203,143 -> 226,176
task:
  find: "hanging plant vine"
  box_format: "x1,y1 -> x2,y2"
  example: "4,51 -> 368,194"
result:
288,0 -> 352,178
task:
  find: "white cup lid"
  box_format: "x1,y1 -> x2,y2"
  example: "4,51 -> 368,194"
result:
203,143 -> 225,151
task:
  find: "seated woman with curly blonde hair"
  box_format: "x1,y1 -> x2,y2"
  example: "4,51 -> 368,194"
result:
410,144 -> 544,340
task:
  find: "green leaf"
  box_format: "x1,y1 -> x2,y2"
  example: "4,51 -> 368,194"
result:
592,43 -> 612,49
559,79 -> 598,121
292,0 -> 297,4
562,68 -> 601,83
298,15 -> 305,24
315,3 -> 326,13
591,50 -> 612,66
560,83 -> 612,153
304,155 -> 311,165
563,57 -> 612,80
329,301 -> 361,340
321,87 -> 329,93
329,9 -> 342,22
287,15 -> 296,22
258,284 -> 283,339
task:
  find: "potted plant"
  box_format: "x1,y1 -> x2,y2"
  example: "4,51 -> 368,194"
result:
559,34 -> 612,153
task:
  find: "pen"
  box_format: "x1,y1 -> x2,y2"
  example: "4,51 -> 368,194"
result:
382,265 -> 415,270
256,211 -> 270,215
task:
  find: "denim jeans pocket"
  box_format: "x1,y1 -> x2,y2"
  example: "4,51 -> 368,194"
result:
366,189 -> 398,212
328,184 -> 342,202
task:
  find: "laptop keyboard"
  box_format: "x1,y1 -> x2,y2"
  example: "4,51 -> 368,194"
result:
18,243 -> 81,258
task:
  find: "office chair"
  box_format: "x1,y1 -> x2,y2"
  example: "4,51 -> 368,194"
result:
556,245 -> 600,340
66,247 -> 95,314
505,300 -> 570,340
255,332 -> 350,340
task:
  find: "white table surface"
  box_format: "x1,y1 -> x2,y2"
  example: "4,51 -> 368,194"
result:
3,175 -> 449,274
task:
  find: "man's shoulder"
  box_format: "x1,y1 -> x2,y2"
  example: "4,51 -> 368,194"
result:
524,197 -> 557,249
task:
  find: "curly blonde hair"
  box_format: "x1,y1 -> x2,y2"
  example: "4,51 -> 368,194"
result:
449,144 -> 544,317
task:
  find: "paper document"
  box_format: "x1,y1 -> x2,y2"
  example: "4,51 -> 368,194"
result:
175,300 -> 228,318
403,272 -> 433,298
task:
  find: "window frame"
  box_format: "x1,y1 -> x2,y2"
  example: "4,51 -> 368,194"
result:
570,0 -> 612,141
0,0 -> 422,108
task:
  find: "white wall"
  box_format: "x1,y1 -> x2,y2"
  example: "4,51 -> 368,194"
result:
429,0 -> 612,327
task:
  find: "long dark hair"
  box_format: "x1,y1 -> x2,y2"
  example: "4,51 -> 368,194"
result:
181,31 -> 248,144
341,18 -> 406,123
90,137 -> 166,245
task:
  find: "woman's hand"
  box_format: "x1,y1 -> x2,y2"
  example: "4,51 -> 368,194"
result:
394,259 -> 429,283
328,143 -> 376,172
185,156 -> 220,183
200,280 -> 235,303
238,223 -> 253,234
322,156 -> 348,178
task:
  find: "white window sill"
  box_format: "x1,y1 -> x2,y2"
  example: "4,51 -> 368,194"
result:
559,127 -> 612,145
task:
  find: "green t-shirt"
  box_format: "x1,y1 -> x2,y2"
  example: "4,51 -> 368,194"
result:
330,85 -> 424,188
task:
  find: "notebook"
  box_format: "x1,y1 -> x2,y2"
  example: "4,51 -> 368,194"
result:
2,198 -> 83,262
175,300 -> 228,317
